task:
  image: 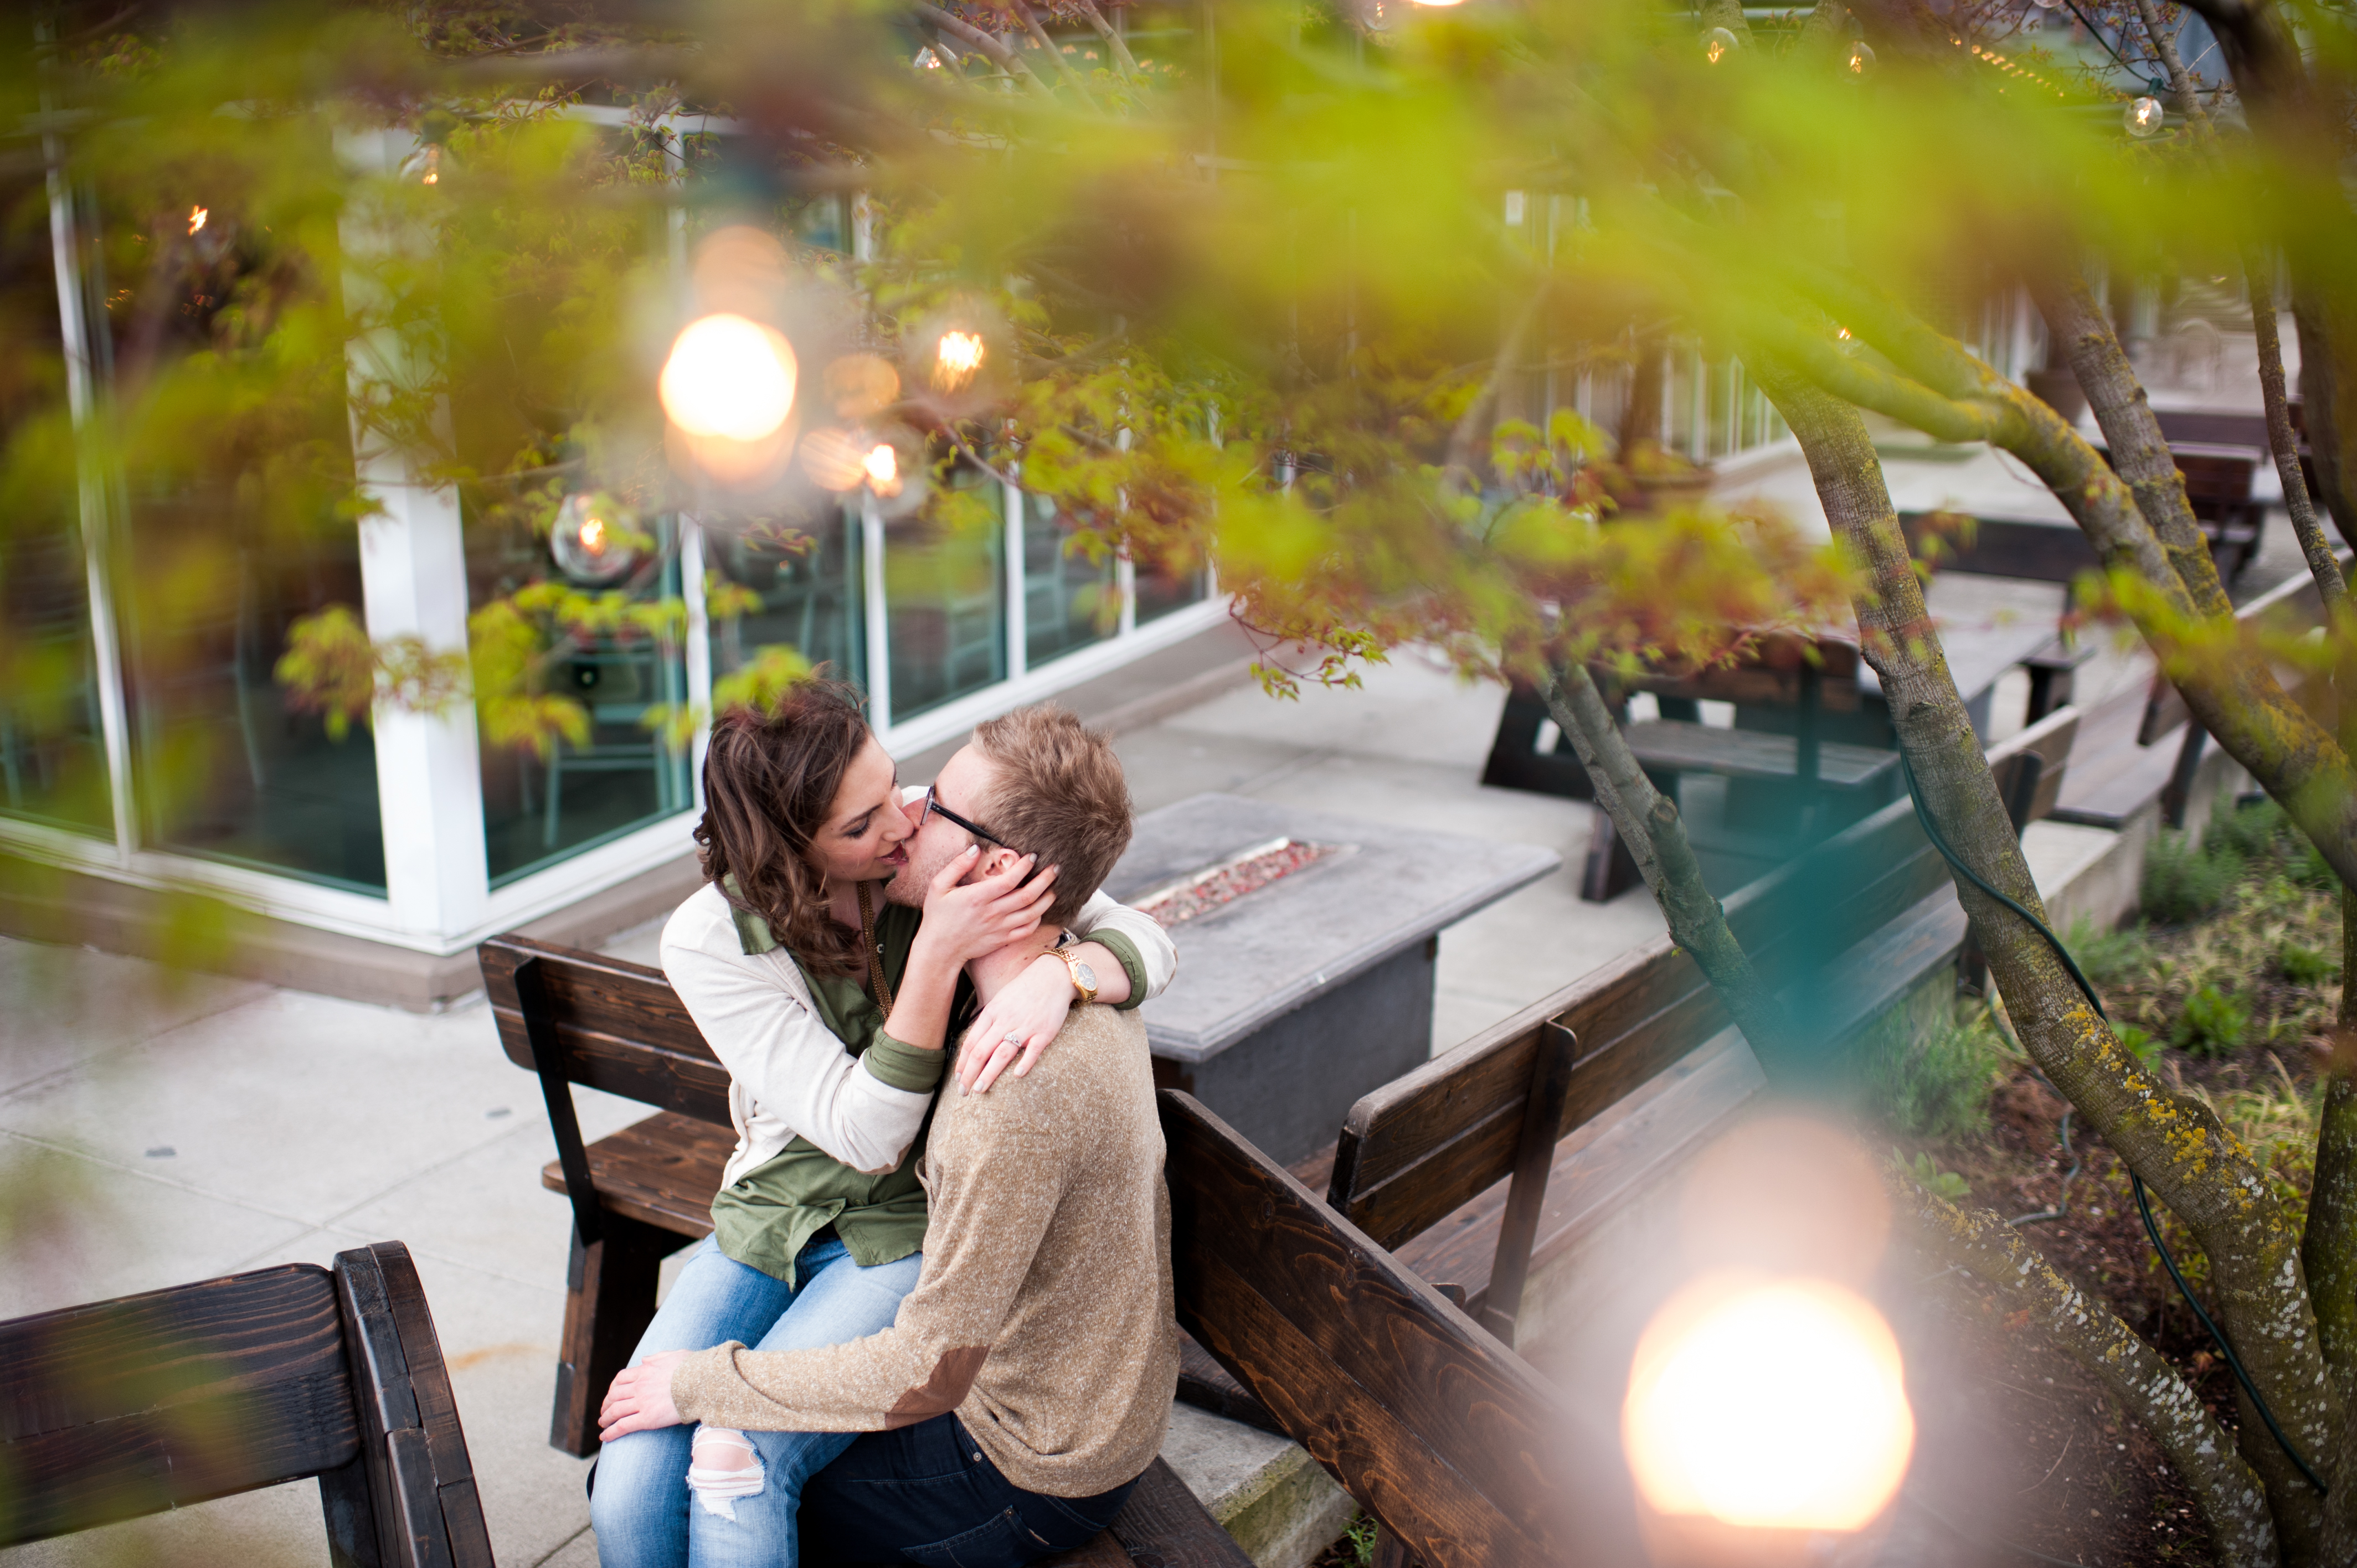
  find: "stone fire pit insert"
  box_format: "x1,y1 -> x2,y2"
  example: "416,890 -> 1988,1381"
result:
1101,793 -> 1561,1163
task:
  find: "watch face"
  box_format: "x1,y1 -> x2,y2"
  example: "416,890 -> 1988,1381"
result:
1074,961 -> 1098,990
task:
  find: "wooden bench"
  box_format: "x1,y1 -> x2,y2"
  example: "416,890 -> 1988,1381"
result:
477,941 -> 1265,1568
0,1241 -> 491,1567
1163,1089 -> 1592,1568
1312,706 -> 2077,1350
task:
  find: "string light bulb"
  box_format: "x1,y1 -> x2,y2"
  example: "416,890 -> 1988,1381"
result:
421,145 -> 442,185
2125,95 -> 2165,136
862,442 -> 902,498
188,205 -> 208,236
660,314 -> 799,443
933,330 -> 987,393
1701,25 -> 1739,62
1845,38 -> 1875,74
550,493 -> 640,585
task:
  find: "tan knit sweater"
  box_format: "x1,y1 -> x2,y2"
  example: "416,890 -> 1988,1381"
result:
670,1003 -> 1180,1499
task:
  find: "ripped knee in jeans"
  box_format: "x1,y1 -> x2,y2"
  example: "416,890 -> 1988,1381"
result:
685,1427 -> 764,1520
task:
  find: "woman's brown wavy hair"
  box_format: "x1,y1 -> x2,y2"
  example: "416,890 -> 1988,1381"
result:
693,674 -> 873,977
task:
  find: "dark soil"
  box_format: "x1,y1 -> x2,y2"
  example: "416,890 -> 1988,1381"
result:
1883,844 -> 2342,1568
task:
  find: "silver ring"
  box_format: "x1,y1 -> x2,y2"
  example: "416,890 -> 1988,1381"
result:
1001,1034 -> 1023,1049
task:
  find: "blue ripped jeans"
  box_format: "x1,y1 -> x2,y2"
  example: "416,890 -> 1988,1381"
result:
588,1232 -> 924,1568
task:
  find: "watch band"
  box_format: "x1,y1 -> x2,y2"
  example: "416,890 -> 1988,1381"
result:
1053,945 -> 1099,1005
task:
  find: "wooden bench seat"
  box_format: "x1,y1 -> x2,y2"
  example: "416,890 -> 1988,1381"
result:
538,1111 -> 732,1237
1622,716 -> 1898,788
0,1241 -> 491,1566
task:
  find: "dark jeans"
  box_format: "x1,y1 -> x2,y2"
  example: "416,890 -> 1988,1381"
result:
798,1412 -> 1138,1568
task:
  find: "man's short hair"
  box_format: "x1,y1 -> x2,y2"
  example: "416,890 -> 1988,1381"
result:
970,705 -> 1134,927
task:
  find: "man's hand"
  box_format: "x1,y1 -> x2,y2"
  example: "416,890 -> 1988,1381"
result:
599,1349 -> 689,1443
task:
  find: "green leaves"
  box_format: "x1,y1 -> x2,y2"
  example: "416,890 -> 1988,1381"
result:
272,606 -> 468,741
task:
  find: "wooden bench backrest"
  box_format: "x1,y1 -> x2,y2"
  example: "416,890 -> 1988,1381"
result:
480,934 -> 731,1127
1163,1091 -> 1613,1568
0,1264 -> 358,1544
0,1242 -> 491,1567
1328,710 -> 2072,1251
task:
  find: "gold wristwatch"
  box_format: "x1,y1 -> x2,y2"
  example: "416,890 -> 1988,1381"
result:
1052,936 -> 1099,1005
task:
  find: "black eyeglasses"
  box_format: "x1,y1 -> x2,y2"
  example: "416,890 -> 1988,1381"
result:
917,783 -> 1012,851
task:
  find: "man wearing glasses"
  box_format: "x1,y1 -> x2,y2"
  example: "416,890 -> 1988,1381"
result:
600,705 -> 1180,1567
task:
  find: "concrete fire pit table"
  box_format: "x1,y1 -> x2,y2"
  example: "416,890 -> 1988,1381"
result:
1099,793 -> 1561,1164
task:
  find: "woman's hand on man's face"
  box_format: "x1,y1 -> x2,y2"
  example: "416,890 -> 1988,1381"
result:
917,845 -> 1057,967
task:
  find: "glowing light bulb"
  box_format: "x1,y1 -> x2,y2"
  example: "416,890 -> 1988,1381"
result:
188,205 -> 208,236
1701,25 -> 1739,61
933,330 -> 987,392
421,145 -> 441,185
913,45 -> 944,69
863,443 -> 903,497
2126,95 -> 2165,136
660,314 -> 798,442
551,494 -> 639,585
1624,1277 -> 1913,1532
1845,38 -> 1875,74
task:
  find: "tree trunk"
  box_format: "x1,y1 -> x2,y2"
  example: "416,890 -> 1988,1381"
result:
1756,358 -> 2340,1561
2031,273 -> 2232,619
1536,662 -> 1802,1062
1896,1177 -> 2279,1567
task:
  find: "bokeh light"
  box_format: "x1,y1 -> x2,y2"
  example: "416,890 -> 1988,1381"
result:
1624,1275 -> 1913,1533
826,353 -> 902,421
799,426 -> 870,491
863,442 -> 902,497
933,329 -> 987,393
550,493 -> 639,585
660,314 -> 799,442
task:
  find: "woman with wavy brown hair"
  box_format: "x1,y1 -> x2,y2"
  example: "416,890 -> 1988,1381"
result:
589,675 -> 1175,1568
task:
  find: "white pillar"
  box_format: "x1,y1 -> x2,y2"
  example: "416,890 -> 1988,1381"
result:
356,468 -> 489,940
342,126 -> 487,940
1003,477 -> 1028,681
862,493 -> 892,728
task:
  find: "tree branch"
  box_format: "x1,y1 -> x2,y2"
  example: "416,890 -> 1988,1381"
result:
1010,0 -> 1100,109
910,3 -> 1054,97
2028,270 -> 2233,620
1895,1177 -> 2279,1568
1075,0 -> 1143,82
1537,662 -> 1800,1063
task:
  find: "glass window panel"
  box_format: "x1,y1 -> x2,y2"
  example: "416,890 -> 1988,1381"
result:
709,503 -> 866,690
885,470 -> 1005,723
470,508 -> 694,888
1,176 -> 111,838
1136,550 -> 1210,624
85,180 -> 385,893
1023,492 -> 1116,667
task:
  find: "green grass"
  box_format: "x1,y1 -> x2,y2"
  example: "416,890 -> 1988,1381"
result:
2173,984 -> 2250,1056
1862,1002 -> 2008,1139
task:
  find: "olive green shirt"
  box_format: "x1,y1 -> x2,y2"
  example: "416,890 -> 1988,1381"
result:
707,886 -> 1150,1286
